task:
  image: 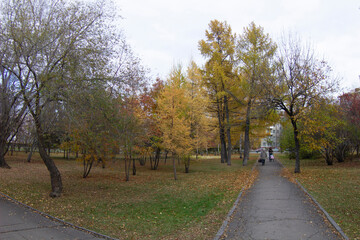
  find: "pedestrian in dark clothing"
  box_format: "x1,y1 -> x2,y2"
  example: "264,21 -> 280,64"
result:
269,147 -> 274,162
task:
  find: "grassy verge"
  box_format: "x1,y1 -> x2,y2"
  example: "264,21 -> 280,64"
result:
278,155 -> 360,240
0,152 -> 257,240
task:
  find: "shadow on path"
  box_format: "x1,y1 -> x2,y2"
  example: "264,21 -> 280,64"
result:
220,160 -> 342,240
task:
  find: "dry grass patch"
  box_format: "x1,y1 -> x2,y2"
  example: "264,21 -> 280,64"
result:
0,152 -> 257,240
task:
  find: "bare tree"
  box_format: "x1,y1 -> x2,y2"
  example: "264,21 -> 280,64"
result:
0,66 -> 27,168
266,34 -> 338,173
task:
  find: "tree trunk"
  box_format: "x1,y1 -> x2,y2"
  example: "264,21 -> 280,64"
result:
132,158 -> 136,175
27,150 -> 33,163
216,98 -> 227,163
27,139 -> 36,163
164,150 -> 168,164
154,147 -> 160,170
224,95 -> 231,166
335,143 -> 347,163
150,155 -> 153,169
184,155 -> 190,173
0,143 -> 10,169
243,100 -> 252,166
239,134 -> 243,159
139,156 -> 146,166
38,141 -> 63,197
291,119 -> 301,173
324,147 -> 333,166
36,120 -> 62,197
125,158 -> 131,181
0,137 -> 10,168
173,156 -> 177,180
83,156 -> 94,178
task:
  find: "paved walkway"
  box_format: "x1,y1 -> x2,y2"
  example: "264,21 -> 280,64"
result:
0,194 -> 111,240
220,160 -> 342,240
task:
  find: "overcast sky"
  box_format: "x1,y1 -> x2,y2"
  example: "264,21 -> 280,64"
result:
115,0 -> 360,92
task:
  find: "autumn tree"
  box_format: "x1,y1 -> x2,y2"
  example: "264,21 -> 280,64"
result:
301,98 -> 344,165
136,78 -> 164,169
157,65 -> 194,179
199,20 -> 236,165
338,90 -> 360,158
65,87 -> 121,178
233,22 -> 277,166
186,61 -> 211,159
0,0 -> 123,197
266,35 -> 338,173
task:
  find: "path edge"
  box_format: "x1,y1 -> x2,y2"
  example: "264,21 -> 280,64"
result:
213,161 -> 257,240
0,191 -> 118,240
277,160 -> 349,240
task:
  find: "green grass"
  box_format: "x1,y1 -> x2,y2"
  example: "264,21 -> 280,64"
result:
278,155 -> 360,240
0,152 -> 257,240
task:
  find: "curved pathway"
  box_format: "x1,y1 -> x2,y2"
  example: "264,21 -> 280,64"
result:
219,160 -> 343,240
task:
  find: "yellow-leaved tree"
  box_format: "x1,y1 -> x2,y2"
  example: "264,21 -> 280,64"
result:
157,66 -> 192,180
300,98 -> 345,165
187,61 -> 212,160
157,64 -> 211,178
234,22 -> 277,166
198,20 -> 237,165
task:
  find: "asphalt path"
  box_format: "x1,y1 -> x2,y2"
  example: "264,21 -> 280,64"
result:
219,159 -> 343,240
0,194 -> 112,240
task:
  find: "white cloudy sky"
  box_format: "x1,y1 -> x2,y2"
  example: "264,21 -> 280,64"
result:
115,0 -> 360,91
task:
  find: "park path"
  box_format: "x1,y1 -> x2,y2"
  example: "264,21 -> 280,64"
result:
219,159 -> 342,240
0,193 -> 114,240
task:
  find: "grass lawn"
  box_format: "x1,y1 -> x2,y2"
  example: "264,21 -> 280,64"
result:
0,152 -> 257,240
278,155 -> 360,240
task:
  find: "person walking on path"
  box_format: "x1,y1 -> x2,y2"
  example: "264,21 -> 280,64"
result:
269,147 -> 274,162
259,148 -> 267,166
219,161 -> 342,240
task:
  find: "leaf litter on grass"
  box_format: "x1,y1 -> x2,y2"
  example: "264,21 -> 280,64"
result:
0,153 -> 257,240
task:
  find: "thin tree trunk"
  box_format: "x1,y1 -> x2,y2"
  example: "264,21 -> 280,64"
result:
184,156 -> 190,173
125,158 -> 131,181
173,156 -> 177,180
291,119 -> 301,173
164,150 -> 168,164
132,158 -> 136,175
150,155 -> 153,170
224,95 -> 231,166
27,150 -> 33,163
83,157 -> 94,178
239,134 -> 243,159
243,100 -> 252,166
154,147 -> 160,169
217,98 -> 227,163
27,140 -> 36,163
